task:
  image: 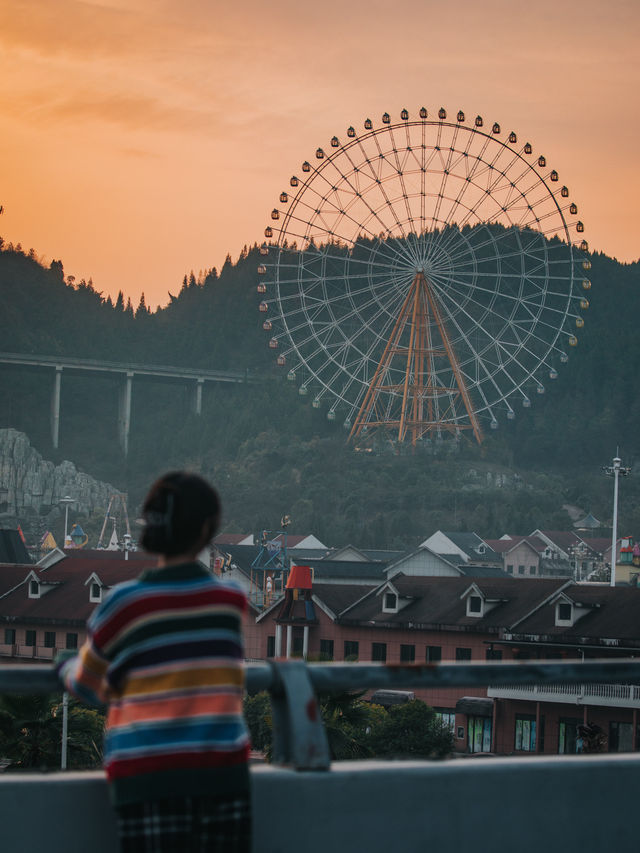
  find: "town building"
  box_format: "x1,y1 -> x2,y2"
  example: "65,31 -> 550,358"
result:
250,570 -> 640,756
3,529 -> 640,760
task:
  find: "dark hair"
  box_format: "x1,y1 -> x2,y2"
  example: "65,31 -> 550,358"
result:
140,472 -> 221,557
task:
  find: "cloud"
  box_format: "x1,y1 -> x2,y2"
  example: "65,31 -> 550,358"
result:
0,0 -> 144,60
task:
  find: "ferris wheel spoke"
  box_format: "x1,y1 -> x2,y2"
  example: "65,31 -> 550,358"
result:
436,269 -> 569,310
441,224 -> 552,269
438,285 -> 567,359
385,125 -> 420,236
286,162 -> 397,248
343,136 -> 409,239
429,294 -> 517,412
432,277 -> 549,384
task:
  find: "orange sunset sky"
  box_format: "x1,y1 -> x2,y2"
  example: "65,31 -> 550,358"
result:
0,0 -> 638,309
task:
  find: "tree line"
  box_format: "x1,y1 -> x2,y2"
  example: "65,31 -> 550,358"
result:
0,235 -> 639,546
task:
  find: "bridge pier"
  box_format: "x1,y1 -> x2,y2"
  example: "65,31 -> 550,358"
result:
51,366 -> 62,449
117,372 -> 133,456
193,378 -> 204,415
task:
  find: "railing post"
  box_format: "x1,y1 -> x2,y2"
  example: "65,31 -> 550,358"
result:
268,660 -> 330,771
61,691 -> 69,770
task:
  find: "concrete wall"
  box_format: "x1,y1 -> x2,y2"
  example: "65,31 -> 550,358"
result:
3,755 -> 640,853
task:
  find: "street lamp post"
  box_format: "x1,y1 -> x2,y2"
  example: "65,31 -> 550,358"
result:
603,454 -> 631,586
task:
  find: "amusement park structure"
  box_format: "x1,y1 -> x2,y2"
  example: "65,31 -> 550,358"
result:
249,516 -> 292,609
96,493 -> 133,550
257,108 -> 590,446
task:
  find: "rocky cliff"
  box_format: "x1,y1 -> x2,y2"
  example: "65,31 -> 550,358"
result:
0,429 -> 117,530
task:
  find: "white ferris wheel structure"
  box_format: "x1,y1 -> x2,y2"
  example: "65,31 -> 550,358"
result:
257,107 -> 591,446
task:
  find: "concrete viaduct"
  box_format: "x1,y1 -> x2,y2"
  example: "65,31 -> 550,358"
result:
0,351 -> 250,456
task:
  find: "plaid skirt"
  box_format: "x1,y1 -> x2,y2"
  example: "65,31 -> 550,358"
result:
115,793 -> 251,853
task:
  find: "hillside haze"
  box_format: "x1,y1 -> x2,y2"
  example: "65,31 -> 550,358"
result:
0,235 -> 639,547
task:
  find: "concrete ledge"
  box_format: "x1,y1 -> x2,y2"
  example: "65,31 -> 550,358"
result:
2,755 -> 639,853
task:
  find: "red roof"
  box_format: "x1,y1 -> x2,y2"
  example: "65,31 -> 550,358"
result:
0,564 -> 33,596
0,552 -> 157,624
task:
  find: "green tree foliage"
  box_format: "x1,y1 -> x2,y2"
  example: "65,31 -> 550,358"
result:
243,692 -> 272,752
319,691 -> 376,760
367,700 -> 453,759
0,694 -> 104,770
242,691 -> 452,762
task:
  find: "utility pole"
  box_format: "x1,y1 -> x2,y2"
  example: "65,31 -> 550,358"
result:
603,452 -> 631,586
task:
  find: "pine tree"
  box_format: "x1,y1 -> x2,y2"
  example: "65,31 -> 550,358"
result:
135,292 -> 149,319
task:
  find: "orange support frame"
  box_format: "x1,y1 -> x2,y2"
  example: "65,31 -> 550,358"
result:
349,272 -> 484,446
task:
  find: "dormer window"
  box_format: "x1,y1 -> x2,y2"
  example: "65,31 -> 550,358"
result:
469,595 -> 482,613
466,594 -> 484,617
556,601 -> 573,626
29,579 -> 40,598
383,592 -> 398,612
477,544 -> 486,555
90,583 -> 102,603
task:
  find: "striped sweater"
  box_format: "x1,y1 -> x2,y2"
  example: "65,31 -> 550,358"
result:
60,562 -> 250,806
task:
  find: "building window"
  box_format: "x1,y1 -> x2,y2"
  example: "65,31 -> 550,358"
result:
25,630 -> 36,647
344,640 -> 359,661
486,648 -> 502,660
609,721 -> 633,752
557,602 -> 572,622
558,718 -> 579,754
506,564 -> 513,574
44,632 -> 56,649
518,565 -> 525,575
515,716 -> 537,752
434,708 -> 455,732
4,628 -> 16,645
372,642 -> 387,662
66,633 -> 78,650
468,595 -> 482,616
29,580 -> 39,597
400,644 -> 415,663
456,648 -> 472,661
90,583 -> 102,602
266,636 -> 275,658
426,646 -> 442,663
319,639 -> 334,661
382,592 -> 398,612
530,565 -> 536,575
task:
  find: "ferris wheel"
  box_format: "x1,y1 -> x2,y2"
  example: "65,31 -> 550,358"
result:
257,108 -> 591,445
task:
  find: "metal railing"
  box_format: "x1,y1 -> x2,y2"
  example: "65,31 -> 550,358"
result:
3,658 -> 640,770
488,679 -> 640,707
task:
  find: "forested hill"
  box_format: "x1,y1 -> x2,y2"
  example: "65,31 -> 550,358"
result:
0,238 -> 639,546
0,245 -> 267,370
